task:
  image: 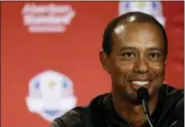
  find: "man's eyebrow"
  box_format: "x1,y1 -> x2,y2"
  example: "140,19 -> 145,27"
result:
119,46 -> 138,51
147,47 -> 163,51
119,46 -> 163,52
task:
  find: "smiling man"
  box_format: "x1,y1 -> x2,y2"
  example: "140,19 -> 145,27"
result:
50,12 -> 184,127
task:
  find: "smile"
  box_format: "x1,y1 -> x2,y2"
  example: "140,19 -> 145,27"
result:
131,80 -> 151,90
132,81 -> 149,86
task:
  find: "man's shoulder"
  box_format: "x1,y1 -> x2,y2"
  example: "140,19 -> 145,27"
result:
165,85 -> 184,100
168,86 -> 184,113
50,107 -> 87,127
159,85 -> 184,126
50,93 -> 110,127
163,85 -> 184,113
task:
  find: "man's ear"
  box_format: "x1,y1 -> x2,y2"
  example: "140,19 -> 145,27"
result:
164,56 -> 168,65
99,50 -> 110,73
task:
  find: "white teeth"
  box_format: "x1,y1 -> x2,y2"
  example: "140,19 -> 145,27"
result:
132,81 -> 149,86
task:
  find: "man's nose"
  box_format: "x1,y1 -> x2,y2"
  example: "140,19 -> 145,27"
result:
133,59 -> 149,73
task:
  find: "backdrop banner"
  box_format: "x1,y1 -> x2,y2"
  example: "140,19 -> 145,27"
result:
1,1 -> 184,127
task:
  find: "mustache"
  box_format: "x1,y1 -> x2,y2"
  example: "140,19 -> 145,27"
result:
127,73 -> 156,81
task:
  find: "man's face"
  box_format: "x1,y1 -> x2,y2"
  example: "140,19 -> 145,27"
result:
101,22 -> 165,103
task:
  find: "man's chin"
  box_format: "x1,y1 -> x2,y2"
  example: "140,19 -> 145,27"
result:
119,93 -> 142,105
126,97 -> 142,105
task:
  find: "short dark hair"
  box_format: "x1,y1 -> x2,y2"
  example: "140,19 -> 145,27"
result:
102,11 -> 168,58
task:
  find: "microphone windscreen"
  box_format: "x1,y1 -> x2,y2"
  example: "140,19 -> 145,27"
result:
137,87 -> 150,102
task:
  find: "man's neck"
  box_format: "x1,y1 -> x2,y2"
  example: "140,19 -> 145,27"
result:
112,93 -> 159,127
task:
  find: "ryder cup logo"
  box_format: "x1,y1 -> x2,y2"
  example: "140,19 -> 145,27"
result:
26,70 -> 77,122
119,1 -> 165,26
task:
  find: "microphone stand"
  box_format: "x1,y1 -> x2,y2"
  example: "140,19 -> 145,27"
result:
137,87 -> 154,127
141,99 -> 154,127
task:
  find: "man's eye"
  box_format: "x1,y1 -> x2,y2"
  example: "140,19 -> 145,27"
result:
121,52 -> 136,58
148,52 -> 161,60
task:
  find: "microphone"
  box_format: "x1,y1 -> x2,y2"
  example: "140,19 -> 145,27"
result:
137,87 -> 154,127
